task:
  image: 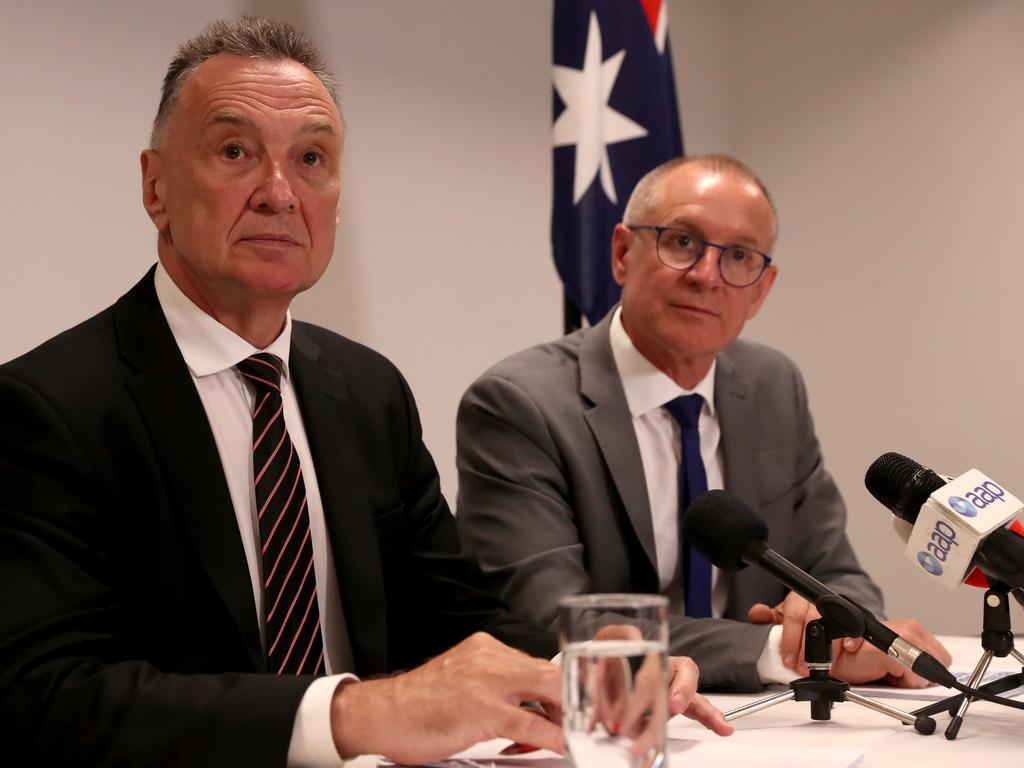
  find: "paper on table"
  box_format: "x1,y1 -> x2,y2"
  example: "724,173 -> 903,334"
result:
670,705 -> 878,767
669,739 -> 864,768
849,668 -> 1024,702
378,738 -> 562,768
380,737 -> 865,768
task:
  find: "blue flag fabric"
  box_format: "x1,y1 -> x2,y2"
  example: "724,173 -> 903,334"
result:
552,0 -> 684,326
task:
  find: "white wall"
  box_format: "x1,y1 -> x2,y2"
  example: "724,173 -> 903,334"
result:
0,0 -> 239,348
292,0 -> 563,513
674,0 -> 1024,632
3,0 -> 1021,635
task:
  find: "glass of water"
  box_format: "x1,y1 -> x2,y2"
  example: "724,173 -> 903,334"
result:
559,594 -> 668,768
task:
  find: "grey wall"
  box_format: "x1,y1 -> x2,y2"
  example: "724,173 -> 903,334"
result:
2,0 -> 1021,635
678,0 -> 1024,634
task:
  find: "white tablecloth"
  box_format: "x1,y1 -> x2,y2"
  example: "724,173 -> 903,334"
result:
353,634 -> 1023,768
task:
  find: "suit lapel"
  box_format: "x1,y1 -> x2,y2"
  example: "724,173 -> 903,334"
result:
289,328 -> 388,675
715,348 -> 760,512
579,315 -> 658,571
115,271 -> 264,671
718,346 -> 779,618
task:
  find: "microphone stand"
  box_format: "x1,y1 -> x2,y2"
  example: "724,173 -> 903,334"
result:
723,618 -> 936,735
913,585 -> 1024,739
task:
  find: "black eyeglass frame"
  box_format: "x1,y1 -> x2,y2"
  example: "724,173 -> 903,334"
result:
627,224 -> 773,287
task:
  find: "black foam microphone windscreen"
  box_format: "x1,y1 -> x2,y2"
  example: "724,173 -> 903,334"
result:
864,452 -> 945,522
683,489 -> 768,571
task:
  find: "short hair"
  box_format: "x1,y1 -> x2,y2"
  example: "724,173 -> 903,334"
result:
150,16 -> 340,147
622,153 -> 779,245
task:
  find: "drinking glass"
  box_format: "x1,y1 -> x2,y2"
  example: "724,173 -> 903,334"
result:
559,594 -> 669,768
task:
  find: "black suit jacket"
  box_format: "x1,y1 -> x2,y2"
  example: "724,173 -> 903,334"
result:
0,270 -> 555,767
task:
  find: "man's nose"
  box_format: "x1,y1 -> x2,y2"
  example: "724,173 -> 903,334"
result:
250,160 -> 298,213
684,245 -> 723,286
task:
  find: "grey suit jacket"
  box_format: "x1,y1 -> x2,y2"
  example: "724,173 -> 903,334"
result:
456,311 -> 883,692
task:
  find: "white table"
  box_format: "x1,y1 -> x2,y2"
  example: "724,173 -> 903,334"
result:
672,635 -> 1023,767
354,635 -> 1023,767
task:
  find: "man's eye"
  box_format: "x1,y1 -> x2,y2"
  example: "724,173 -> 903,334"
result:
302,151 -> 321,166
670,232 -> 698,250
222,144 -> 244,160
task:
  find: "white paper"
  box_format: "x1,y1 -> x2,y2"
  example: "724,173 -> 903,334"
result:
669,738 -> 863,768
379,738 -> 562,768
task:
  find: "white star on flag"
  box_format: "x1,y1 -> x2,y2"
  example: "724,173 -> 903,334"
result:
552,11 -> 648,205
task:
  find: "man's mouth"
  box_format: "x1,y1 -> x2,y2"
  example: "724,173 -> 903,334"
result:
672,303 -> 718,317
240,234 -> 301,247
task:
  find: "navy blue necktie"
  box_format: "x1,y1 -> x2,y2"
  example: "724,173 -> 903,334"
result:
664,394 -> 713,618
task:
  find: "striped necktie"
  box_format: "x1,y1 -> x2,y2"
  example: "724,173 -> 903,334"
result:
236,353 -> 324,675
664,394 -> 713,618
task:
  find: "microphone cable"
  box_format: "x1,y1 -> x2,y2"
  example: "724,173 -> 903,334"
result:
941,679 -> 1024,712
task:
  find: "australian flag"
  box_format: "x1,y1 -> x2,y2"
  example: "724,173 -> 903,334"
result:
552,0 -> 684,327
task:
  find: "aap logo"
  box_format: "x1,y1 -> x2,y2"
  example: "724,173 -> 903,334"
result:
917,519 -> 957,577
917,551 -> 944,576
949,481 -> 1006,515
948,496 -> 978,518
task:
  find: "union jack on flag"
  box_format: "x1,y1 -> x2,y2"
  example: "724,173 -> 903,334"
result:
552,0 -> 684,327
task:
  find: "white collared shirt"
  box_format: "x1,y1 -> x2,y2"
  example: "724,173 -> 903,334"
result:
154,264 -> 349,766
608,307 -> 727,615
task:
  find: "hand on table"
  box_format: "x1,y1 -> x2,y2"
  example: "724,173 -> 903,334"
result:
588,625 -> 731,749
749,590 -> 828,674
329,632 -> 563,763
749,591 -> 952,686
830,620 -> 952,687
667,655 -> 733,736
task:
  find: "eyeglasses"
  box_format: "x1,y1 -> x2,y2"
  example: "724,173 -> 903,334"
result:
627,225 -> 773,287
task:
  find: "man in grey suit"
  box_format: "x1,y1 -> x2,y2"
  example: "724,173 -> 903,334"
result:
457,154 -> 949,692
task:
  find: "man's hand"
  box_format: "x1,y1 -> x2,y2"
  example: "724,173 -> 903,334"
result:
749,593 -> 953,686
667,656 -> 733,736
593,651 -> 732,761
329,633 -> 563,763
830,620 -> 953,688
748,591 -> 820,673
588,625 -> 732,747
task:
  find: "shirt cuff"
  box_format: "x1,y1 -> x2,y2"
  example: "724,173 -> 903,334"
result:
287,673 -> 359,768
755,624 -> 799,686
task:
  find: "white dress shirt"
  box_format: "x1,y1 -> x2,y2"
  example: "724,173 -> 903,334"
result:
154,265 -> 350,766
608,307 -> 727,614
608,307 -> 791,683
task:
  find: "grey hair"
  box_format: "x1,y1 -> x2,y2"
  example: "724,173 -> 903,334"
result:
150,16 -> 340,147
622,153 -> 778,244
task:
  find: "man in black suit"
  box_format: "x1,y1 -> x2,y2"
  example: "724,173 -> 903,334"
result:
0,17 -> 581,767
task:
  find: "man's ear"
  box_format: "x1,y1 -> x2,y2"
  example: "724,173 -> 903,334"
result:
610,224 -> 633,287
140,149 -> 168,232
745,264 -> 778,320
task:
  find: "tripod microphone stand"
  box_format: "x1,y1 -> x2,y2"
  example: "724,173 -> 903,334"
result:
913,585 -> 1024,739
724,618 -> 936,735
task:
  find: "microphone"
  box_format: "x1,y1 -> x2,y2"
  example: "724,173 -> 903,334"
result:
865,453 -> 1024,597
684,489 -> 957,688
